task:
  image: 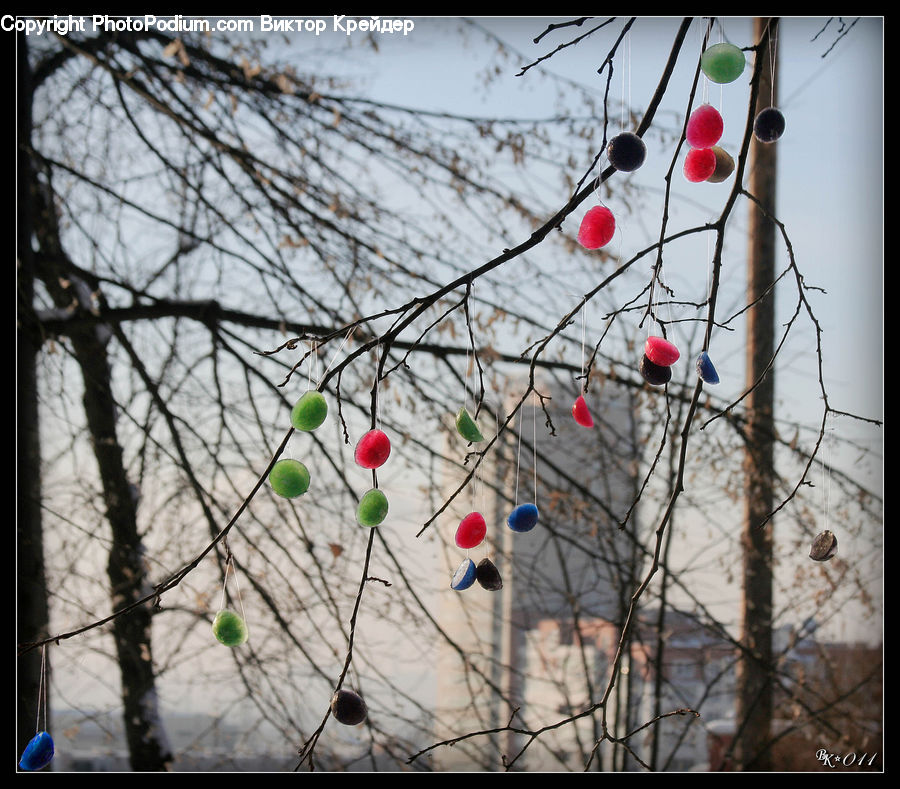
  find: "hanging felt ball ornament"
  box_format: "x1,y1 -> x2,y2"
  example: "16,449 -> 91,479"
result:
212,608 -> 249,647
354,429 -> 391,469
645,336 -> 680,367
357,488 -> 389,527
331,689 -> 368,726
290,390 -> 328,432
639,354 -> 672,386
507,503 -> 539,534
753,107 -> 785,143
686,104 -> 724,149
700,42 -> 746,84
707,146 -> 736,183
809,530 -> 838,562
696,351 -> 720,384
572,394 -> 594,428
684,147 -> 717,183
456,511 -> 487,549
577,206 -> 616,250
450,558 -> 477,591
269,458 -> 310,498
475,558 -> 503,591
606,131 -> 647,172
456,406 -> 485,443
18,731 -> 54,771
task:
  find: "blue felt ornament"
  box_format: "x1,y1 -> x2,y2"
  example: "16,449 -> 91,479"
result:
507,503 -> 540,533
19,731 -> 54,771
451,558 -> 477,591
696,351 -> 720,385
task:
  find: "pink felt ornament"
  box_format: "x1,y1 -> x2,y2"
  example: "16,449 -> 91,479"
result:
686,104 -> 724,149
683,148 -> 717,183
577,206 -> 615,250
456,512 -> 487,549
572,395 -> 594,428
354,429 -> 392,469
645,336 -> 680,367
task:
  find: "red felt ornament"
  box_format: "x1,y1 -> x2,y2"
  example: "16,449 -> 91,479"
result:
572,395 -> 594,428
577,206 -> 615,250
456,512 -> 487,549
645,336 -> 680,367
683,148 -> 717,183
354,429 -> 391,469
686,104 -> 724,149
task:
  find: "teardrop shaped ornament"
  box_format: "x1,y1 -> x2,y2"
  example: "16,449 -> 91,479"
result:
456,407 -> 485,443
331,689 -> 368,726
354,429 -> 392,469
507,503 -> 539,533
577,206 -> 616,250
269,459 -> 310,498
456,512 -> 487,549
686,104 -> 724,149
645,336 -> 680,367
684,147 -> 717,183
754,106 -> 786,143
809,530 -> 838,562
696,351 -> 720,385
475,558 -> 503,591
451,558 -> 477,590
290,390 -> 328,432
19,731 -> 54,771
212,608 -> 249,647
357,488 -> 389,527
572,395 -> 594,428
639,354 -> 672,386
606,131 -> 647,172
700,42 -> 746,84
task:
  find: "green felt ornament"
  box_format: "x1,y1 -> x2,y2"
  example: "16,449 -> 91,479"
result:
357,489 -> 389,527
700,42 -> 746,84
455,407 -> 484,443
291,390 -> 328,432
212,609 -> 249,647
269,458 -> 310,498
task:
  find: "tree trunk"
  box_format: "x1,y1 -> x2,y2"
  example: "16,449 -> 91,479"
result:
29,154 -> 174,773
734,16 -> 779,772
17,32 -> 52,766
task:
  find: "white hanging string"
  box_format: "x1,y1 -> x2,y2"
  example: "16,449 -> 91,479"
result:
620,18 -> 627,132
318,326 -> 356,387
219,559 -> 230,612
470,283 -> 477,413
581,302 -> 587,386
769,22 -> 778,107
35,644 -> 48,734
233,557 -> 247,624
701,26 -> 710,106
471,444 -> 477,513
463,340 -> 470,412
220,554 -> 246,623
515,400 -> 523,507
661,263 -> 676,339
532,392 -> 538,507
486,407 -> 497,515
373,341 -> 381,432
649,273 -> 659,340
821,413 -> 834,533
627,30 -> 632,128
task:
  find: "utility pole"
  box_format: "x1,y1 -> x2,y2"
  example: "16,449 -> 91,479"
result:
734,16 -> 779,771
